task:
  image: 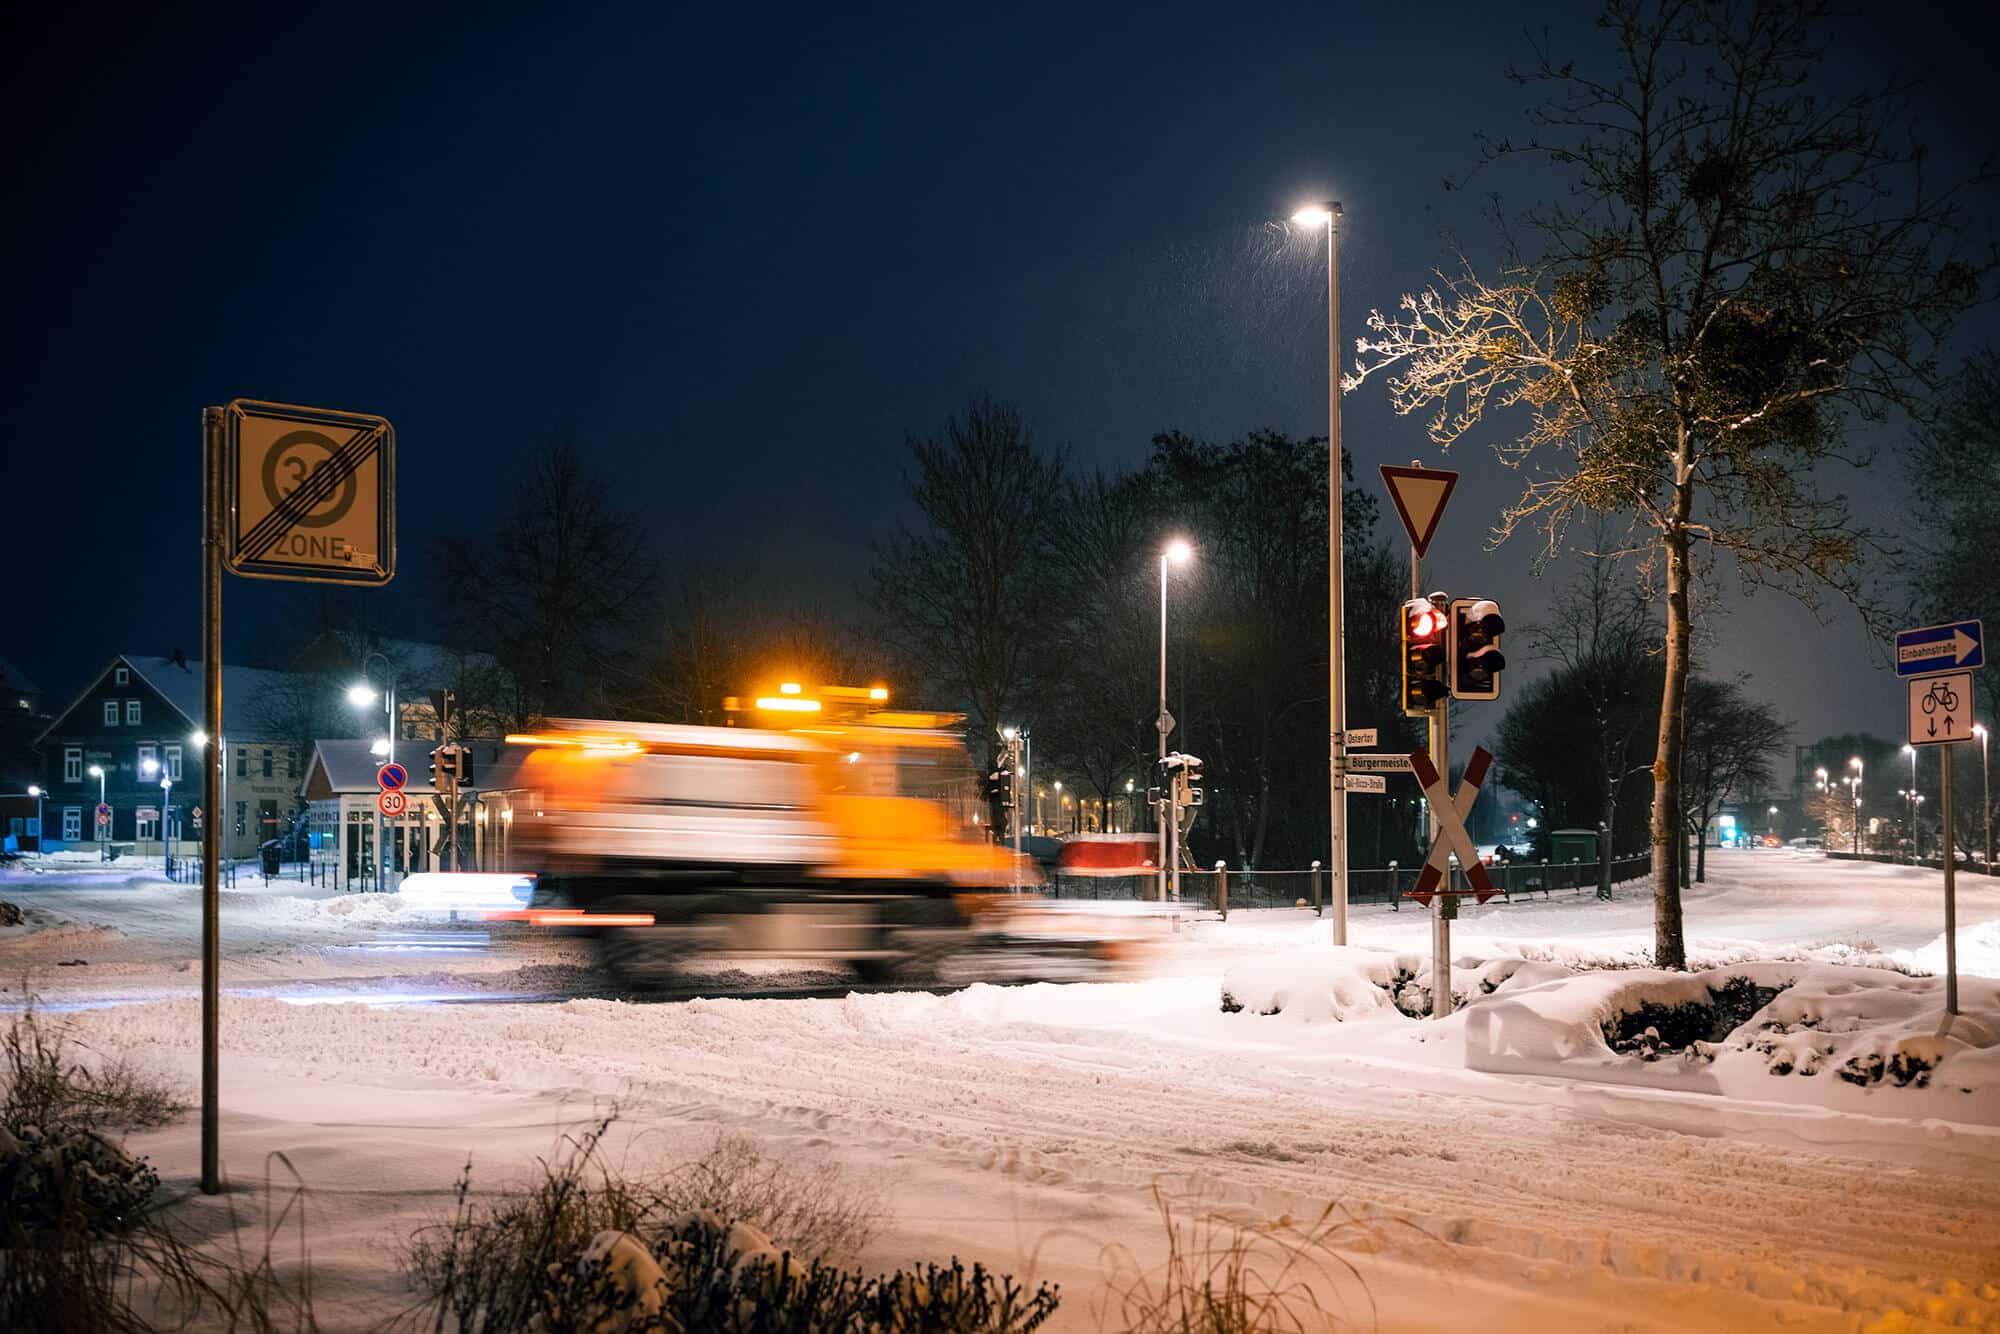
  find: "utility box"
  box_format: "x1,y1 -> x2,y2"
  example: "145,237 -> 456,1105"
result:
1549,828 -> 1599,864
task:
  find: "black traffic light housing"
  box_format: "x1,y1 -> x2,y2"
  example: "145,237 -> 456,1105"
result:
1449,598 -> 1506,700
1401,597 -> 1450,714
428,747 -> 442,789
983,765 -> 1014,834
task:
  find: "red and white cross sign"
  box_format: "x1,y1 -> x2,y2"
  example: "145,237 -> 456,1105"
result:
1405,745 -> 1498,906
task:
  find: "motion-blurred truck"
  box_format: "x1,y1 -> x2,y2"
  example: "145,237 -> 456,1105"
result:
499,684 -> 1030,985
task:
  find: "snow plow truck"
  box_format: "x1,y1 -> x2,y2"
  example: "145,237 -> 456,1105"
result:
498,684 -> 1033,986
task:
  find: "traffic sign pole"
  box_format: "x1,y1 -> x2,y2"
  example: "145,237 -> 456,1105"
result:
199,407 -> 223,1196
1942,752 -> 1958,1017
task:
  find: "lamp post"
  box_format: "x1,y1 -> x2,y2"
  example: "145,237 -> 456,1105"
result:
1125,778 -> 1135,834
1293,200 -> 1350,945
1903,744 -> 1918,864
1976,723 -> 1991,870
348,653 -> 398,892
1845,755 -> 1862,854
26,785 -> 42,854
1767,805 -> 1779,840
88,765 -> 106,859
1157,538 -> 1193,901
141,757 -> 173,875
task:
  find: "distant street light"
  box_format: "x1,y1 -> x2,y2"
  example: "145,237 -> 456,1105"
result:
26,785 -> 43,854
1158,538 -> 1193,900
1293,198 -> 1350,945
1975,723 -> 1991,869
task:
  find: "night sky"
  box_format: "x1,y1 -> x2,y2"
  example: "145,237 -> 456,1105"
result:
6,2 -> 1993,752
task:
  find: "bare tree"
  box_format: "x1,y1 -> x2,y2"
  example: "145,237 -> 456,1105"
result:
435,444 -> 652,717
1529,556 -> 1662,897
867,397 -> 1064,759
1347,0 -> 1992,966
1681,677 -> 1791,882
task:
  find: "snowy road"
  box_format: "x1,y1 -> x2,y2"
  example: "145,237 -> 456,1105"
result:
4,849 -> 1999,1331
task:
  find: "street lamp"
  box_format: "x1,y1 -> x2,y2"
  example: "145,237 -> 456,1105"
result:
26,785 -> 42,854
1975,723 -> 1991,870
1158,537 -> 1193,900
141,757 -> 174,874
1125,777 -> 1135,834
1293,198 -> 1351,945
87,765 -> 106,859
349,653 -> 398,891
1843,772 -> 1862,854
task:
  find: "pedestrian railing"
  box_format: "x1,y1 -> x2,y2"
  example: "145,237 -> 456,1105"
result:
1044,852 -> 1652,915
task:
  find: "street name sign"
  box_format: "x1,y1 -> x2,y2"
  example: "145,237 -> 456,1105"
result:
1342,773 -> 1387,793
1379,465 -> 1458,559
378,790 -> 408,817
1346,753 -> 1413,774
1908,672 -> 1974,747
1343,728 -> 1378,747
378,762 -> 409,791
1895,620 -> 1983,678
223,399 -> 395,585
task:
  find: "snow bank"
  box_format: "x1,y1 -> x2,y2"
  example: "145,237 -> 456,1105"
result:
1218,945 -> 1571,1022
1465,960 -> 2000,1120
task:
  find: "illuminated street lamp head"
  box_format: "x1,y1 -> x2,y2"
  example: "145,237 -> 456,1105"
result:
1291,201 -> 1339,227
190,730 -> 208,746
88,765 -> 103,779
369,738 -> 391,757
27,785 -> 40,798
140,757 -> 159,777
1977,723 -> 1989,739
1126,779 -> 1135,792
1850,756 -> 1863,771
1000,726 -> 1018,741
1164,538 -> 1193,567
347,683 -> 378,707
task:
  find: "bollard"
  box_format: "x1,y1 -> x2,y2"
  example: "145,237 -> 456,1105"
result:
1310,859 -> 1322,916
1215,861 -> 1228,918
1387,859 -> 1399,912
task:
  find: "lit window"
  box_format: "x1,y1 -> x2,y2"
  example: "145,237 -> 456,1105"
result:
64,748 -> 81,782
126,700 -> 141,725
104,701 -> 119,726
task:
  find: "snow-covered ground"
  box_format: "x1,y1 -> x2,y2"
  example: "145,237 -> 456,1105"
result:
4,847 -> 1999,1331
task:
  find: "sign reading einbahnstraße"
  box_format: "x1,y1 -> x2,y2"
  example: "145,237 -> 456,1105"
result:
1895,620 -> 1983,679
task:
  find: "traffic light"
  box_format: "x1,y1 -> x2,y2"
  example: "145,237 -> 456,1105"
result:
1401,598 -> 1449,714
1183,755 -> 1205,807
455,746 -> 475,786
1450,598 -> 1506,700
428,747 -> 442,789
983,766 -> 1014,835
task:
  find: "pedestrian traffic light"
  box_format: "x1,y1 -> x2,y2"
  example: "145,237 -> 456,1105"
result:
1449,598 -> 1506,700
1401,598 -> 1449,714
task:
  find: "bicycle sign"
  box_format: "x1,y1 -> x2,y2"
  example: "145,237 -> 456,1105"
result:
1909,671 -> 1973,746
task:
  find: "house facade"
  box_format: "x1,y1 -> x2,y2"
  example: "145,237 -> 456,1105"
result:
32,655 -> 309,859
300,739 -> 527,890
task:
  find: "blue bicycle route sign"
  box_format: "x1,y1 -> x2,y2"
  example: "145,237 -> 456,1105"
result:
1895,620 -> 1984,678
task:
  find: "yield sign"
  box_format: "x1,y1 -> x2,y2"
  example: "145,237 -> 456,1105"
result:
1405,746 -> 1497,905
1379,464 -> 1458,559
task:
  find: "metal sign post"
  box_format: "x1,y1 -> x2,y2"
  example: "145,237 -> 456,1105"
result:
1899,620 -> 1979,1023
199,399 -> 394,1195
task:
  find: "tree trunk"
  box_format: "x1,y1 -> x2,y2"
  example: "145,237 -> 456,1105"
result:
1651,514 -> 1692,970
1695,812 -> 1708,883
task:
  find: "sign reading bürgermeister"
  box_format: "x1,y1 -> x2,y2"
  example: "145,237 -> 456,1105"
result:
223,399 -> 395,584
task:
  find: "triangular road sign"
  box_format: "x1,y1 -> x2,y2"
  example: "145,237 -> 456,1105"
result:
1379,464 -> 1459,559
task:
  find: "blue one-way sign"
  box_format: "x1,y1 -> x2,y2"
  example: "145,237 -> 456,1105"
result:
1896,620 -> 1984,678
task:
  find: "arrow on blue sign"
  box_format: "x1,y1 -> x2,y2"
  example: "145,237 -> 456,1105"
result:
1895,620 -> 1984,678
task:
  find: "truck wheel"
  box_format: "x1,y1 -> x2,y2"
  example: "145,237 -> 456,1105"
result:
852,897 -> 968,987
593,896 -> 692,988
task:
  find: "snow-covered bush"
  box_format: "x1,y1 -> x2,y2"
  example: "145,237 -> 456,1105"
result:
0,1121 -> 160,1236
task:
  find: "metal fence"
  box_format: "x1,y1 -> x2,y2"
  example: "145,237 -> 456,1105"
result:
1046,852 -> 1652,914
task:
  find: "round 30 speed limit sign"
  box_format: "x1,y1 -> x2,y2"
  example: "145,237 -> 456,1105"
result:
377,790 -> 408,818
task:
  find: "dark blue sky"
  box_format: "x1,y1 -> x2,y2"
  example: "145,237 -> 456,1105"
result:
6,2 -> 1991,750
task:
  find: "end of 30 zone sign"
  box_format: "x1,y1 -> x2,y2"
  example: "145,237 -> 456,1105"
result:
223,399 -> 396,584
